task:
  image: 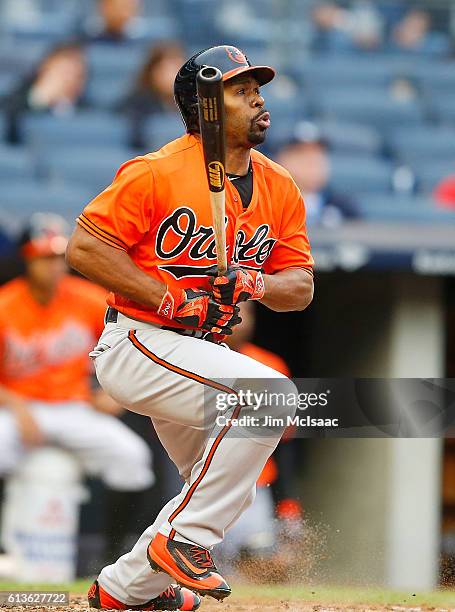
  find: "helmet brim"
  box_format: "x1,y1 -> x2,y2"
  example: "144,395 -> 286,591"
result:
222,65 -> 275,86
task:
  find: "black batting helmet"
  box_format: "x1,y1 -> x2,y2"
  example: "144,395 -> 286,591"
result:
174,45 -> 275,133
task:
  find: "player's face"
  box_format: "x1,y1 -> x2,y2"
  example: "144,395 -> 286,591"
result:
26,255 -> 67,291
223,76 -> 270,147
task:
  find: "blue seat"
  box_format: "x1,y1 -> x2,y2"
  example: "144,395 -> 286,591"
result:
0,144 -> 35,180
317,120 -> 383,155
85,75 -> 133,110
177,0 -> 219,46
329,154 -> 393,194
414,60 -> 455,93
0,180 -> 92,226
86,45 -> 145,79
44,146 -> 134,194
316,89 -> 424,128
144,114 -> 185,151
6,12 -> 78,43
0,40 -> 51,74
0,73 -> 19,98
0,114 -> 6,142
22,112 -> 130,148
430,95 -> 455,123
142,0 -> 177,18
257,92 -> 307,153
388,126 -> 455,163
356,193 -> 455,222
298,54 -> 412,89
140,16 -> 180,41
411,160 -> 455,194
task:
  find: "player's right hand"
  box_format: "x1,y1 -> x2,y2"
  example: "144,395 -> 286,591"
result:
158,286 -> 241,335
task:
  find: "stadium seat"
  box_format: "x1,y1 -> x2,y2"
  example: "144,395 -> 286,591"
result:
316,120 -> 383,156
5,13 -> 78,44
85,74 -> 133,110
177,0 -> 220,47
329,154 -> 393,194
355,193 -> 455,222
388,126 -> 455,163
22,112 -> 130,148
414,60 -> 455,93
44,146 -> 135,194
144,114 -> 185,151
0,74 -> 20,98
142,0 -> 178,18
0,180 -> 92,229
430,95 -> 455,124
0,114 -> 6,142
411,160 -> 455,194
0,144 -> 35,180
0,40 -> 51,74
86,45 -> 145,80
315,89 -> 424,129
297,54 -> 414,89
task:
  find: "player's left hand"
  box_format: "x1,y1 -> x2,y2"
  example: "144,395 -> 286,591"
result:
207,265 -> 265,305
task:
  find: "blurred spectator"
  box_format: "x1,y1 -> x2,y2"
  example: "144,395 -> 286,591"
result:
119,41 -> 185,149
312,0 -> 384,52
433,173 -> 455,209
82,0 -> 146,44
277,123 -> 360,227
391,8 -> 451,56
3,43 -> 87,144
389,76 -> 419,103
0,213 -> 154,561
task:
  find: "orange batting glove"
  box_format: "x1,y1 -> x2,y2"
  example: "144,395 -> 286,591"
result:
158,286 -> 241,335
207,265 -> 265,305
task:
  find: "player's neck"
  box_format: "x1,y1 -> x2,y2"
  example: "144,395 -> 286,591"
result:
27,282 -> 56,306
225,147 -> 251,176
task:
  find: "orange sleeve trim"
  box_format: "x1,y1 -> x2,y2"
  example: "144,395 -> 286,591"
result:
79,213 -> 128,250
77,216 -> 126,251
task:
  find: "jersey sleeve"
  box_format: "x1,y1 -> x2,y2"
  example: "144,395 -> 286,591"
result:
77,158 -> 153,251
263,178 -> 314,275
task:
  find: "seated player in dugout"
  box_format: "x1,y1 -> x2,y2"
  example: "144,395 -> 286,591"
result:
0,213 -> 154,563
66,45 -> 314,610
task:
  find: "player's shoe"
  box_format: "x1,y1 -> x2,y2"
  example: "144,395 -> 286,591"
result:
147,533 -> 231,601
87,579 -> 201,611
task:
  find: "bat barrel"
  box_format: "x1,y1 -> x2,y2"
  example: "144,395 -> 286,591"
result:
196,66 -> 227,275
196,66 -> 226,194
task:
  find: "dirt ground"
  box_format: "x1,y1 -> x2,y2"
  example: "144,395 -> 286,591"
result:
3,595 -> 454,612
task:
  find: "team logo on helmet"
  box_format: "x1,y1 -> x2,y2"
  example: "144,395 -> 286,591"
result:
225,46 -> 247,65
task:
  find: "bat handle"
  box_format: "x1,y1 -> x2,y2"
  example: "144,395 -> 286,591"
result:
209,190 -> 228,277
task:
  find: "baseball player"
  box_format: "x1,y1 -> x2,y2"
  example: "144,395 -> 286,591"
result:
0,213 -> 155,563
67,45 -> 314,609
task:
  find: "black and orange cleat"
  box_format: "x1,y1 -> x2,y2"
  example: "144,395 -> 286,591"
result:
147,533 -> 231,601
87,579 -> 201,611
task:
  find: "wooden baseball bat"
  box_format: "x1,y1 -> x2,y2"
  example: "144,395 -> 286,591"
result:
196,66 -> 227,276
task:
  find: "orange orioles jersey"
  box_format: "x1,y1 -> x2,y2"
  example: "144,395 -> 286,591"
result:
0,275 -> 106,402
78,134 -> 313,327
